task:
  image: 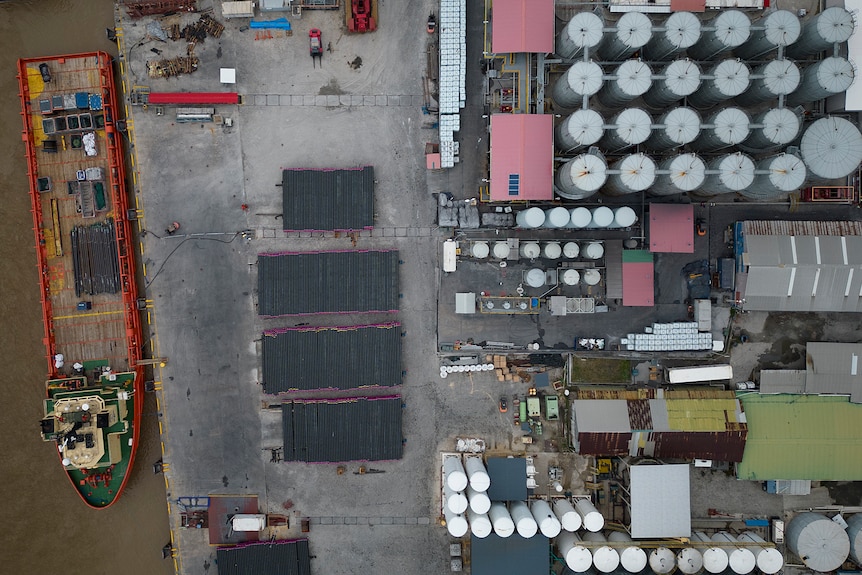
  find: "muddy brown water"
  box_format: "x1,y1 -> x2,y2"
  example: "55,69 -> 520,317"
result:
1,2 -> 172,574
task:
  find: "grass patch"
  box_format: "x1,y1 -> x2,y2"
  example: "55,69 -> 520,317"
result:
569,358 -> 632,383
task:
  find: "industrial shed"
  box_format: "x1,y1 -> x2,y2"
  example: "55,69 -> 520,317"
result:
490,0 -> 555,54
489,114 -> 554,201
282,396 -> 403,462
629,464 -> 691,538
486,456 -> 529,501
622,250 -> 655,307
257,250 -> 399,316
262,323 -> 402,393
216,539 -> 311,575
471,533 -> 548,575
281,166 -> 374,232
649,204 -> 694,253
760,342 -> 862,403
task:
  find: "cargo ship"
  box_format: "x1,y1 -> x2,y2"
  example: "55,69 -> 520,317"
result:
17,52 -> 145,509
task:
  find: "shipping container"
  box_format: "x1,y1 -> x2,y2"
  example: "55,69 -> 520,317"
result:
667,364 -> 733,384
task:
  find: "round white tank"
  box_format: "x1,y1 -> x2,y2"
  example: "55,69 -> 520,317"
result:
735,59 -> 800,106
787,7 -> 855,58
444,506 -> 469,538
516,207 -> 546,229
650,547 -> 676,574
570,207 -> 593,229
609,532 -> 648,573
701,153 -> 755,196
471,241 -> 490,259
712,531 -> 755,575
599,60 -> 653,108
554,499 -> 583,532
546,207 -> 573,229
735,10 -> 801,59
598,12 -> 653,60
645,107 -> 701,151
465,457 -> 490,492
493,241 -> 511,259
556,109 -> 605,152
738,532 -> 783,574
787,57 -> 855,106
563,241 -> 580,258
688,59 -> 751,109
613,206 -> 638,228
556,153 -> 607,201
677,547 -> 704,575
444,457 -> 468,491
800,116 -> 862,179
510,501 -> 538,538
583,269 -> 602,286
562,269 -> 581,286
575,498 -> 604,531
558,532 -> 594,572
467,509 -> 492,538
526,268 -> 546,288
787,512 -> 850,572
688,10 -> 751,59
741,153 -> 806,201
521,242 -> 541,259
584,532 -> 620,573
643,59 -> 702,109
846,513 -> 862,565
544,242 -> 563,260
444,484 -> 469,514
645,12 -> 702,60
743,107 -> 801,151
467,485 -> 491,514
650,153 -> 706,196
600,107 -> 652,152
693,531 -> 729,574
584,242 -> 605,260
692,107 -> 751,152
605,154 -> 657,196
531,499 -> 562,538
557,11 -> 605,59
553,61 -> 605,108
589,207 -> 614,229
489,502 -> 515,538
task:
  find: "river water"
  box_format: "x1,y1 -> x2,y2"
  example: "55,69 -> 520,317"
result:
1,2 -> 172,574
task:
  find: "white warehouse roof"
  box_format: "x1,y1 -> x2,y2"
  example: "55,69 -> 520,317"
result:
630,464 -> 691,538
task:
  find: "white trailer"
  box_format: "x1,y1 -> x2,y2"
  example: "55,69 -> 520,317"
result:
667,364 -> 732,384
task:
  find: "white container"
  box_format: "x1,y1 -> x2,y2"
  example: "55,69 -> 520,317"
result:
489,502 -> 515,538
787,512 -> 850,573
526,268 -> 546,288
465,457 -> 490,492
583,532 -> 620,573
738,532 -> 783,575
444,484 -> 468,514
516,207 -> 545,229
678,546 -> 704,574
510,501 -> 538,538
520,242 -> 541,259
589,206 -> 614,228
467,509 -> 493,538
557,531 -> 594,572
569,207 -> 592,229
467,485 -> 491,514
612,206 -> 637,228
444,457 -> 468,491
471,241 -> 489,259
531,499 -> 562,538
610,532 -> 648,573
563,241 -> 580,258
562,269 -> 581,286
545,207 -> 572,229
584,242 -> 604,260
713,531 -> 756,575
574,498 -> 604,532
492,241 -> 510,259
554,499 -> 582,532
651,547 -> 676,574
444,506 -> 468,537
544,242 -> 563,260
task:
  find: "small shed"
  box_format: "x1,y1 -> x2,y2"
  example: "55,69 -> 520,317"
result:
650,204 -> 694,253
486,457 -> 528,501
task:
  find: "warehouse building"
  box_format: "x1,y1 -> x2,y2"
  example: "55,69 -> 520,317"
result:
760,341 -> 862,403
216,538 -> 311,575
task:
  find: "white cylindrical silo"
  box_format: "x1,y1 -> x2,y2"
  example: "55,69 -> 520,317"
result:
444,484 -> 469,514
545,207 -> 573,229
600,108 -> 652,152
556,109 -> 605,152
465,456 -> 490,492
693,532 -> 729,574
738,532 -> 784,575
712,531 -> 756,575
734,59 -> 800,107
605,154 -> 657,196
650,153 -> 707,196
467,509 -> 492,538
510,501 -> 538,538
644,12 -> 702,60
589,206 -> 614,229
563,241 -> 580,259
444,457 -> 468,491
613,206 -> 638,228
701,153 -> 755,196
493,241 -> 510,259
575,498 -> 604,532
444,506 -> 468,538
525,268 -> 546,288
642,59 -> 702,109
786,7 -> 855,58
584,242 -> 605,260
544,242 -> 563,260
553,61 -> 605,108
787,512 -> 851,572
562,269 -> 581,286
569,207 -> 592,229
556,153 -> 607,201
678,547 -> 704,575
516,207 -> 545,229
598,12 -> 653,60
467,485 -> 491,514
735,10 -> 801,59
742,107 -> 801,151
800,116 -> 862,180
688,59 -> 750,109
692,107 -> 751,152
846,513 -> 862,565
471,241 -> 490,259
609,532 -> 648,573
786,57 -> 855,106
650,547 -> 677,574
557,11 -> 605,59
584,532 -> 620,573
558,532 -> 594,572
583,269 -> 602,286
489,502 -> 515,538
688,10 -> 751,59
521,242 -> 541,259
598,60 -> 653,109
741,153 -> 806,201
531,499 -> 562,538
645,107 -> 701,151
554,499 -> 582,532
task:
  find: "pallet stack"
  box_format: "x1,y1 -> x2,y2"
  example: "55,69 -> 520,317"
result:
489,355 -> 525,383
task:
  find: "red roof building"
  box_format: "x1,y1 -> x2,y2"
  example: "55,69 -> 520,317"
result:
622,250 -> 655,307
491,0 -> 555,54
490,114 -> 554,201
649,204 -> 695,253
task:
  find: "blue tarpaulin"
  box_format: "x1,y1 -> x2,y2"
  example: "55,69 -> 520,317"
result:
250,18 -> 291,30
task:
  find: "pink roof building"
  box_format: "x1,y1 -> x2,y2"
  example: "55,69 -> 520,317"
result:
491,0 -> 556,54
650,204 -> 695,253
490,114 -> 554,201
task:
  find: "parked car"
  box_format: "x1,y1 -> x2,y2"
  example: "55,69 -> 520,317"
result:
39,63 -> 52,83
499,396 -> 508,413
696,218 -> 707,237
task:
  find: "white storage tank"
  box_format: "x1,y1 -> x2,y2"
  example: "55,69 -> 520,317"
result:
516,207 -> 546,229
569,207 -> 593,229
489,502 -> 515,538
650,153 -> 706,196
742,107 -> 801,151
553,61 -> 605,108
584,242 -> 605,260
687,9 -> 751,59
583,269 -> 602,286
598,60 -> 653,109
650,547 -> 677,574
444,483 -> 469,514
467,509 -> 492,538
846,513 -> 862,565
589,207 -> 614,229
562,269 -> 581,286
583,532 -> 620,573
600,108 -> 652,152
563,241 -> 581,259
558,532 -> 594,572
613,206 -> 638,228
521,242 -> 541,259
554,499 -> 583,532
688,59 -> 751,109
556,153 -> 608,201
493,241 -> 511,259
645,12 -> 702,60
531,499 -> 562,538
735,10 -> 801,59
471,241 -> 490,259
643,59 -> 702,109
510,501 -> 538,538
605,154 -> 657,196
691,107 -> 751,152
465,456 -> 490,492
693,531 -> 729,574
735,59 -> 800,107
645,107 -> 701,151
701,153 -> 755,196
526,268 -> 546,288
557,11 -> 605,59
444,506 -> 469,537
800,116 -> 862,179
575,498 -> 604,531
678,547 -> 704,575
598,12 -> 653,60
741,153 -> 806,201
609,532 -> 648,573
556,109 -> 605,152
546,207 -> 573,229
738,531 -> 784,574
712,531 -> 756,575
786,7 -> 855,58
544,242 -> 563,260
444,457 -> 468,491
786,57 -> 855,107
467,485 -> 491,514
787,512 -> 850,572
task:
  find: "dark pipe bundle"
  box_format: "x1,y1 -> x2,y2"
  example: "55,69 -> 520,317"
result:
71,219 -> 121,297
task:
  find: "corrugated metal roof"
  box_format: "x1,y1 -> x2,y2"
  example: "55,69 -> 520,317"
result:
490,0 -> 555,54
622,260 -> 655,306
472,533 -> 549,575
650,204 -> 694,253
486,457 -> 528,501
652,430 -> 747,462
257,250 -> 399,316
628,399 -> 653,429
489,114 -> 554,201
281,397 -> 403,462
742,220 -> 862,236
630,464 -> 691,538
216,539 -> 311,575
760,370 -> 807,394
573,400 -> 632,432
605,240 -> 624,299
737,393 -> 862,480
282,167 -> 374,232
806,342 -> 862,402
262,323 -> 402,393
577,432 -> 632,455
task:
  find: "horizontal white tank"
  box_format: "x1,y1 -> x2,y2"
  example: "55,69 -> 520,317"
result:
521,242 -> 541,259
738,531 -> 783,574
444,506 -> 468,538
516,207 -> 545,229
562,269 -> 581,286
563,241 -> 580,259
556,153 -> 607,201
787,56 -> 855,107
677,547 -> 704,575
735,59 -> 800,107
467,485 -> 491,514
525,268 -> 546,288
531,499 -> 562,538
557,11 -> 604,59
693,531 -> 729,574
467,509 -> 492,538
558,531 -> 594,572
613,206 -> 638,228
471,241 -> 490,259
554,499 -> 582,532
544,242 -> 563,260
598,11 -> 653,60
687,9 -> 751,59
800,116 -> 862,180
650,547 -> 676,574
645,107 -> 701,151
692,107 -> 751,152
787,511 -> 850,572
688,59 -> 750,109
645,11 -> 702,60
510,501 -> 538,538
643,59 -> 702,109
575,498 -> 604,531
553,61 -> 604,109
712,531 -> 755,575
583,269 -> 602,286
444,457 -> 468,491
546,207 -> 573,229
741,153 -> 806,201
465,456 -> 490,492
584,242 -> 605,260
743,107 -> 801,151
583,532 -> 620,573
589,206 -> 614,229
605,154 -> 657,196
493,241 -> 510,259
735,9 -> 801,59
600,108 -> 652,152
786,7 -> 855,58
556,109 -> 605,152
650,153 -> 706,196
598,60 -> 653,109
609,532 -> 648,573
701,153 -> 755,196
444,483 -> 469,514
489,502 -> 515,538
569,207 -> 592,229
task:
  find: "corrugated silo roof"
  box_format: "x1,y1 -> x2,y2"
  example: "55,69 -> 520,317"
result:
615,11 -> 653,49
666,153 -> 707,193
563,109 -> 604,148
613,108 -> 652,145
711,9 -> 752,48
756,108 -> 801,146
815,6 -> 855,44
762,9 -> 802,46
710,107 -> 751,146
615,59 -> 653,96
663,59 -> 702,96
760,59 -> 801,95
800,116 -> 862,179
664,12 -> 702,49
710,59 -> 751,97
614,154 -> 657,192
661,107 -> 701,145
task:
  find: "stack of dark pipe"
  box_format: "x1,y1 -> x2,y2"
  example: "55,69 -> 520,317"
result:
179,14 -> 224,45
71,219 -> 121,297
